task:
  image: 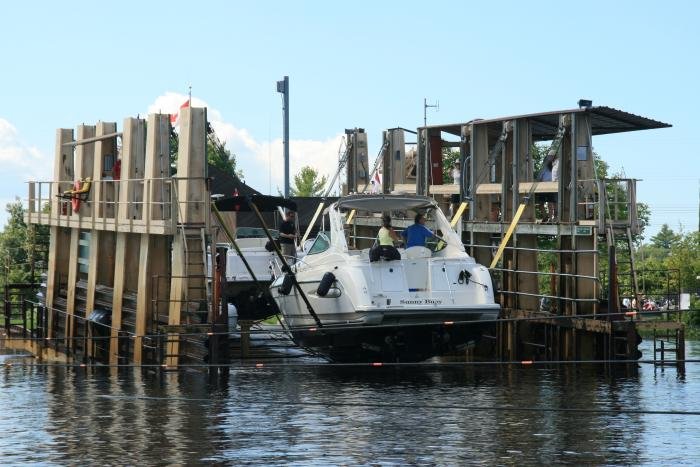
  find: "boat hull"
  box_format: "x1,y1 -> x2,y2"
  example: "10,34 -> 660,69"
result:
285,307 -> 498,362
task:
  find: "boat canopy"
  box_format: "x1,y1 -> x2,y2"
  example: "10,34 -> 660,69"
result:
215,194 -> 297,212
335,194 -> 437,212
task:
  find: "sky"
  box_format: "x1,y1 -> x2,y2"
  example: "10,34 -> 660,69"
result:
1,0 -> 698,239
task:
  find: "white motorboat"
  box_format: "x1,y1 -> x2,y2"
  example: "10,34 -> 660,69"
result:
269,194 -> 500,362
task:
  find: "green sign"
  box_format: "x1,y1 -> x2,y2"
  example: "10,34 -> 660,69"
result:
575,226 -> 592,236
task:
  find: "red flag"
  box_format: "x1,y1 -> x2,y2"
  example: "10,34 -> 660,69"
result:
170,100 -> 190,125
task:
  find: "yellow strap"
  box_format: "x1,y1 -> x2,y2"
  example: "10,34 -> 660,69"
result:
489,203 -> 526,269
345,209 -> 356,224
449,202 -> 468,228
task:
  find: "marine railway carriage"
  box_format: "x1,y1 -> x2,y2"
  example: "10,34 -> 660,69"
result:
6,103 -> 684,370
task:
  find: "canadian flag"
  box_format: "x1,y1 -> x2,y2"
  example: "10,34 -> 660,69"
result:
170,100 -> 190,126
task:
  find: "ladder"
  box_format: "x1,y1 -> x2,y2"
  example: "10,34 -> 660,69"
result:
606,226 -> 640,312
180,224 -> 210,323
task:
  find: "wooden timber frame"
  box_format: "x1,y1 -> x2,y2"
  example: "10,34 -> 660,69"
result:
349,106 -> 683,364
22,107 -> 215,368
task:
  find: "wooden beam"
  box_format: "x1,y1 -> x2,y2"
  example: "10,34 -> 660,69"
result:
109,232 -> 127,366
64,229 -> 80,351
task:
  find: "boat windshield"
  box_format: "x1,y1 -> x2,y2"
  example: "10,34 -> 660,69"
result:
307,232 -> 331,255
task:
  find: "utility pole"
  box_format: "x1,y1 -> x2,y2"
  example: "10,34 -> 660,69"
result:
277,76 -> 290,197
424,98 -> 439,127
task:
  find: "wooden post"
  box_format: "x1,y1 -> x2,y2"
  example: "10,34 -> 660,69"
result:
119,117 -> 146,223
167,107 -> 207,367
109,233 -> 127,366
133,114 -> 171,364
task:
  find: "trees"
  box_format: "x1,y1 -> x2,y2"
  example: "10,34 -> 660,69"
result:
650,224 -> 681,250
0,200 -> 48,286
291,166 -> 328,197
207,138 -> 242,179
169,129 -> 243,180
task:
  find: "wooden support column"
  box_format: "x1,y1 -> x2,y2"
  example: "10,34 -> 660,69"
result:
119,117 -> 146,222
384,129 -> 405,192
167,107 -> 207,367
145,114 -> 171,222
109,233 -> 127,366
428,130 -> 443,185
416,129 -> 429,196
74,125 -> 96,219
51,129 -> 74,218
133,114 -> 171,364
93,122 -> 118,219
64,230 -> 80,352
136,236 -> 168,362
82,122 -> 118,360
46,128 -> 73,338
469,123 -> 492,266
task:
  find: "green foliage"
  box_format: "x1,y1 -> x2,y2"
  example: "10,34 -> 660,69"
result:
650,224 -> 681,250
636,228 -> 700,322
207,138 -> 242,179
441,149 -> 461,182
169,130 -> 243,180
291,166 -> 328,197
0,200 -> 48,286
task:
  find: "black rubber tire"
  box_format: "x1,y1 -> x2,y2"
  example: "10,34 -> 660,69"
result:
279,273 -> 294,295
316,272 -> 336,297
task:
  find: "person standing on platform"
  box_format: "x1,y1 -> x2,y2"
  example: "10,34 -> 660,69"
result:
279,210 -> 298,263
451,161 -> 461,186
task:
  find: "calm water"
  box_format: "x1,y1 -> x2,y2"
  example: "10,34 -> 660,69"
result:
1,341 -> 699,466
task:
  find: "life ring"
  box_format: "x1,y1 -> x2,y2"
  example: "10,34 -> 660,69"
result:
316,272 -> 336,297
71,180 -> 81,213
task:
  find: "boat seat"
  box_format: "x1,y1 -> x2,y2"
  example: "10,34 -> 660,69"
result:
404,246 -> 431,259
369,245 -> 401,262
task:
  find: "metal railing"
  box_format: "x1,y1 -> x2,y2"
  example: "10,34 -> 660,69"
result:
25,176 -> 211,234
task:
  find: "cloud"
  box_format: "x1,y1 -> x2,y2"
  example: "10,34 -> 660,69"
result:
148,93 -> 344,194
0,118 -> 50,180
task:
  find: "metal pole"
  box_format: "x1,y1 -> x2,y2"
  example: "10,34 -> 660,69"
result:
277,76 -> 290,197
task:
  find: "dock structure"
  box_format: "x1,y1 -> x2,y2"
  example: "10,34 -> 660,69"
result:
2,103 -> 686,370
12,107 -> 223,368
345,104 -> 684,366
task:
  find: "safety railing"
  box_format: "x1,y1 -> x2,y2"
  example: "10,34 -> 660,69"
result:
576,178 -> 639,233
464,240 -> 602,314
25,176 -> 211,235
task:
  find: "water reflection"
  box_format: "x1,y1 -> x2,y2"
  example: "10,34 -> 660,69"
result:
1,342 -> 699,465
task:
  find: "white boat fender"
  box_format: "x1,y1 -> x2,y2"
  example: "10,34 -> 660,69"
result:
317,272 -> 336,297
279,273 -> 294,295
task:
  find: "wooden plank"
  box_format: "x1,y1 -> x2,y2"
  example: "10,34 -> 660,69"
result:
145,114 -> 171,222
74,125 -> 96,219
45,226 -> 60,339
51,129 -> 74,217
64,229 -> 80,349
109,232 -> 127,366
93,122 -> 118,219
119,117 -> 146,221
133,234 -> 151,363
476,181 -> 559,195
